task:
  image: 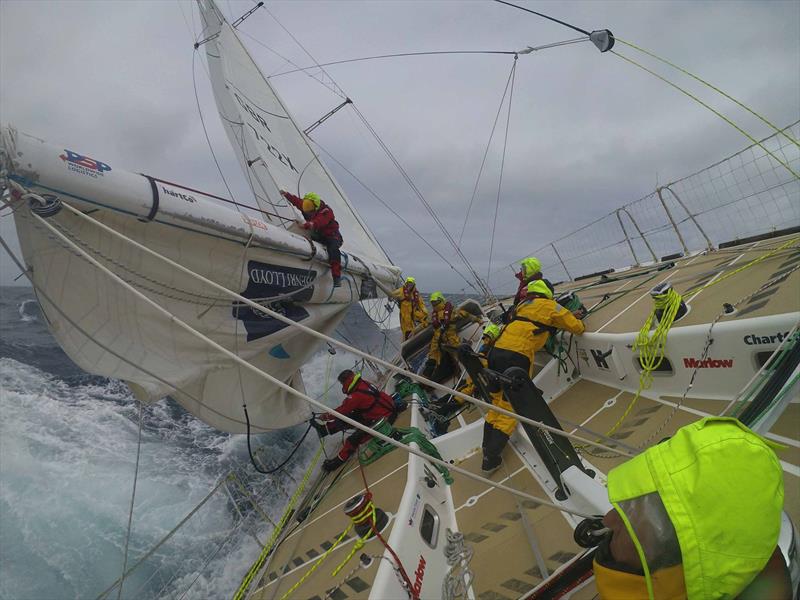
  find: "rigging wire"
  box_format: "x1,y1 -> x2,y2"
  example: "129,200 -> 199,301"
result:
616,38 -> 799,149
610,49 -> 799,180
486,55 -> 517,290
493,0 -> 591,36
313,141 -> 484,292
269,49 -> 519,78
458,56 -> 518,246
349,103 -> 492,296
116,401 -> 144,600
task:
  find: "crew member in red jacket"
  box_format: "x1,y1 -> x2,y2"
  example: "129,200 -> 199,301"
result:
312,370 -> 398,472
280,190 -> 343,287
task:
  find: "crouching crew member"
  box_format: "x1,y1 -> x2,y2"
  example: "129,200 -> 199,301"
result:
482,280 -> 584,473
391,276 -> 429,340
423,291 -> 482,382
312,370 -> 397,472
281,190 -> 343,287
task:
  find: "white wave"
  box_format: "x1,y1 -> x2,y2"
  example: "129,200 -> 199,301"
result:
17,298 -> 40,322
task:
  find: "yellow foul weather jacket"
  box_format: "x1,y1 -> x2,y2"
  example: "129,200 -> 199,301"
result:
391,285 -> 429,339
494,297 -> 585,374
428,302 -> 479,364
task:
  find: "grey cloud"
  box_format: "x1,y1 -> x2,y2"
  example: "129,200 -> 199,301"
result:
1,0 -> 798,293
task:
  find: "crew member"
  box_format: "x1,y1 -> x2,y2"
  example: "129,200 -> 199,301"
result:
312,370 -> 397,472
594,417 -> 790,599
482,280 -> 584,473
280,190 -> 343,287
391,276 -> 429,340
430,323 -> 500,436
423,291 -> 482,382
512,257 -> 554,306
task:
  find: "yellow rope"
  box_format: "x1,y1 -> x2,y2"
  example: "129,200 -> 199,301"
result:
278,498 -> 377,599
233,442 -> 324,600
617,38 -> 799,149
582,237 -> 799,451
611,50 -> 799,180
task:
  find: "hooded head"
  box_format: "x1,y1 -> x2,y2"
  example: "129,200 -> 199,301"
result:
596,417 -> 784,600
337,369 -> 361,393
526,280 -> 553,299
520,257 -> 542,279
302,192 -> 322,212
405,276 -> 416,288
429,291 -> 445,305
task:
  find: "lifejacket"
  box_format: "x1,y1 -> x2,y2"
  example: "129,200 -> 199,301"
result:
347,379 -> 396,422
402,284 -> 420,305
432,301 -> 453,329
303,201 -> 341,240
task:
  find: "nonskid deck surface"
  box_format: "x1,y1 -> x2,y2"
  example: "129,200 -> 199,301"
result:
252,411 -> 412,600
555,235 -> 799,334
449,449 -> 595,600
550,379 -> 800,525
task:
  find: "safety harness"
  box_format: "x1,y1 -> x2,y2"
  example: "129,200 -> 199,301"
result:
432,301 -> 454,329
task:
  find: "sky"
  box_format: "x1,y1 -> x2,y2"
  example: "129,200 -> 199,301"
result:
1,0 -> 798,293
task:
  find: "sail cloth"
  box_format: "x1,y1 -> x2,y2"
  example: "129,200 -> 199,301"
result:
197,0 -> 392,267
11,202 -> 344,432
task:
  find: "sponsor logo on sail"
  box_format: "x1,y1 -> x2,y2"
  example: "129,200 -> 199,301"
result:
682,357 -> 734,369
743,331 -> 792,345
161,186 -> 197,203
234,260 -> 316,342
413,555 -> 426,596
60,149 -> 111,178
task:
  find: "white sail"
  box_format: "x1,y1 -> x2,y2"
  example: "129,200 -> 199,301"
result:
197,0 -> 392,267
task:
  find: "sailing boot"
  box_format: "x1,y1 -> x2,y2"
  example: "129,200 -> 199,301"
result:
481,421 -> 509,474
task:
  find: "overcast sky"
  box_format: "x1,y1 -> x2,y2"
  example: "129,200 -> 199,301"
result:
1,0 -> 798,293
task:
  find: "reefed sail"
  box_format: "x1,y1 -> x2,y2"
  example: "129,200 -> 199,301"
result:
1,0 -> 400,433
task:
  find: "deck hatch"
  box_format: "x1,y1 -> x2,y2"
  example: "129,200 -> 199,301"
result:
420,504 -> 440,548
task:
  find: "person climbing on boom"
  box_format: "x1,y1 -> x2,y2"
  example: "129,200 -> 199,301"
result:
280,190 -> 343,287
482,280 -> 584,473
512,257 -> 554,306
423,291 -> 482,382
312,370 -> 398,472
391,276 -> 429,340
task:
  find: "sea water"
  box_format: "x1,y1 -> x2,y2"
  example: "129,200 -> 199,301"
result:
0,286 -> 398,599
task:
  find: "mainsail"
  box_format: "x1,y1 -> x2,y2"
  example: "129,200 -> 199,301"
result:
197,0 -> 391,266
1,0 -> 401,433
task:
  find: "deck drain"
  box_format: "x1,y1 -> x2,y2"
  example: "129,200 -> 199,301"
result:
465,496 -> 479,507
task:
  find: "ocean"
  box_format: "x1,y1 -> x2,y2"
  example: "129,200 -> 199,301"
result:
0,285 -> 399,600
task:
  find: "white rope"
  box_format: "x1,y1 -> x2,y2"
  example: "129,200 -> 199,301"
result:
52,200 -> 632,458
28,209 -> 603,519
116,401 -> 144,600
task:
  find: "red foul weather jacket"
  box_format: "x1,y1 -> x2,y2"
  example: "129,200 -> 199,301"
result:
325,379 -> 396,424
284,192 -> 342,240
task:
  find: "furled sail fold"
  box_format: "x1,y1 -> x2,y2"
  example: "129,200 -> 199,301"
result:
1,0 -> 400,433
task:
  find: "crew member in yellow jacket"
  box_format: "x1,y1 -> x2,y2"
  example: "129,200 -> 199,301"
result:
423,291 -> 482,381
482,280 -> 584,473
390,277 -> 429,340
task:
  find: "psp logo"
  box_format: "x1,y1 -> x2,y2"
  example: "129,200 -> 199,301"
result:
60,149 -> 111,178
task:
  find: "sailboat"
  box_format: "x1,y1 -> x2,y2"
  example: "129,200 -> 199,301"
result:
1,0 -> 798,598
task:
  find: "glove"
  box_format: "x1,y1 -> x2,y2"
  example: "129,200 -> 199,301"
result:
310,418 -> 329,438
